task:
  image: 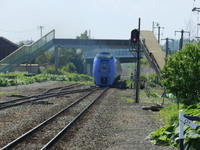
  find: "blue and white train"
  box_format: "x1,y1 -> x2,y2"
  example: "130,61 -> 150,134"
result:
93,52 -> 122,87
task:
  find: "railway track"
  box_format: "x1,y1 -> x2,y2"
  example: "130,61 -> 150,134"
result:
0,87 -> 108,150
0,83 -> 79,105
0,84 -> 97,110
42,83 -> 80,94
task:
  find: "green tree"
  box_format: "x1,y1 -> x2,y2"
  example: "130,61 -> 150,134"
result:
60,63 -> 76,73
34,31 -> 89,74
18,40 -> 34,46
76,30 -> 90,39
162,43 -> 200,105
52,30 -> 89,73
42,65 -> 57,74
58,48 -> 84,73
35,51 -> 54,65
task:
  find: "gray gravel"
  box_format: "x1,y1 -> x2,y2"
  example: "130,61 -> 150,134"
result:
52,88 -> 173,150
14,89 -> 103,150
0,81 -> 88,148
0,82 -> 174,150
0,81 -> 65,103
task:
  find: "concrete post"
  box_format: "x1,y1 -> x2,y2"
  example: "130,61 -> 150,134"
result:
179,110 -> 184,150
90,62 -> 93,75
86,63 -> 91,75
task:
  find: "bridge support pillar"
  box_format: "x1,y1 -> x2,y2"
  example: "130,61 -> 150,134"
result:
85,59 -> 93,76
54,47 -> 60,70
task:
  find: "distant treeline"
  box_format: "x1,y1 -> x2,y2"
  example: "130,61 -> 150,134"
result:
161,39 -> 196,54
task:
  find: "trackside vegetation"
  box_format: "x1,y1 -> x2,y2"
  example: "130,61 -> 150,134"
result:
149,104 -> 200,150
0,72 -> 93,87
162,43 -> 200,106
149,42 -> 200,150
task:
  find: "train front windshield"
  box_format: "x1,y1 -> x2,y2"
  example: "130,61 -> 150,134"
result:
97,53 -> 113,60
100,61 -> 110,75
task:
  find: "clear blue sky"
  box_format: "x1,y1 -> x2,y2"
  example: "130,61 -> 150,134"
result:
0,0 -> 198,43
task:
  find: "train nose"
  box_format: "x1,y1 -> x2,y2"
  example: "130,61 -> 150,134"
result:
101,77 -> 108,84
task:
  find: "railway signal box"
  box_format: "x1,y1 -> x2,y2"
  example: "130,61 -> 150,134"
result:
131,29 -> 139,44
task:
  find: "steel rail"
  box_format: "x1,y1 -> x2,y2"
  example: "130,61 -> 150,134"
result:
43,83 -> 80,94
0,87 -> 98,110
0,88 -> 101,150
0,83 -> 80,106
41,88 -> 108,150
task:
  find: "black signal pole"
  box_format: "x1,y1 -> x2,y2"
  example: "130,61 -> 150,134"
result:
135,18 -> 141,103
130,19 -> 141,103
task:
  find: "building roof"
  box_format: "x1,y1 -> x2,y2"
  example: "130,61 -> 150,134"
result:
0,37 -> 19,48
0,37 -> 19,60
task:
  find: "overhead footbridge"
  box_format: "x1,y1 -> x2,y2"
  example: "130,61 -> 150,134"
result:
0,30 -> 165,77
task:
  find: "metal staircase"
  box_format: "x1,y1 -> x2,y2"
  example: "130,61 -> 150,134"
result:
140,31 -> 166,78
141,39 -> 161,77
0,30 -> 55,72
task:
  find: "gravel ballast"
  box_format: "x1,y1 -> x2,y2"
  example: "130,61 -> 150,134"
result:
0,82 -> 89,147
52,88 -> 173,150
0,82 -> 174,149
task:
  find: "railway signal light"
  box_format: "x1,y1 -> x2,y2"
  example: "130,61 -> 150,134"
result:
131,29 -> 139,43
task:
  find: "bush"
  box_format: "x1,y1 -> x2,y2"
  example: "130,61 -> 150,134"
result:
60,63 -> 77,73
147,73 -> 159,87
41,65 -> 57,74
159,105 -> 179,125
162,43 -> 200,106
139,75 -> 147,89
148,89 -> 159,98
149,104 -> 200,150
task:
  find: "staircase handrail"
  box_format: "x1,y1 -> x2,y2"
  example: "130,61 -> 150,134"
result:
0,29 -> 55,64
140,39 -> 161,78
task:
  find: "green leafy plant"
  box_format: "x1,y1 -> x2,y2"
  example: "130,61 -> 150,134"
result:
147,73 -> 159,87
0,72 -> 93,87
159,105 -> 180,125
148,89 -> 159,98
149,104 -> 200,150
162,43 -> 200,106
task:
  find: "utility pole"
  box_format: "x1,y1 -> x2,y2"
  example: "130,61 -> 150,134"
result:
192,7 -> 200,38
158,26 -> 161,44
197,23 -> 200,38
157,25 -> 164,44
175,30 -> 190,50
88,29 -> 91,39
162,38 -> 174,58
38,26 -> 44,38
152,21 -> 156,33
152,21 -> 158,34
152,22 -> 164,44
